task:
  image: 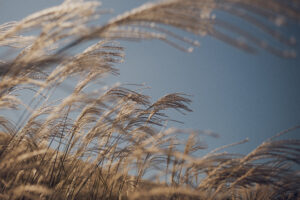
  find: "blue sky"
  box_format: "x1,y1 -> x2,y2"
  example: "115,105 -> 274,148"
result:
1,0 -> 299,154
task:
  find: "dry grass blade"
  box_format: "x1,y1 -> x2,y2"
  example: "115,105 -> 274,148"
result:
59,0 -> 300,57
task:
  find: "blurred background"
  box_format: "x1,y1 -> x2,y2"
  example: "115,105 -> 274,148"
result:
0,0 -> 299,154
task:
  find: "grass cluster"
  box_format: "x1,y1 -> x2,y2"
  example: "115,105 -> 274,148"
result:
0,0 -> 299,199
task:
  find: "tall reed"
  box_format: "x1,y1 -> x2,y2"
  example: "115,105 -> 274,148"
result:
0,0 -> 299,199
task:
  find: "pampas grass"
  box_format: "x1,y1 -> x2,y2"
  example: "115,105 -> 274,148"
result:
0,0 -> 299,199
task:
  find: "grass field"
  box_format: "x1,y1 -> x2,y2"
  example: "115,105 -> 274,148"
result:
0,0 -> 299,199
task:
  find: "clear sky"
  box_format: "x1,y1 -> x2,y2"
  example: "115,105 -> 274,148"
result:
1,0 -> 299,154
